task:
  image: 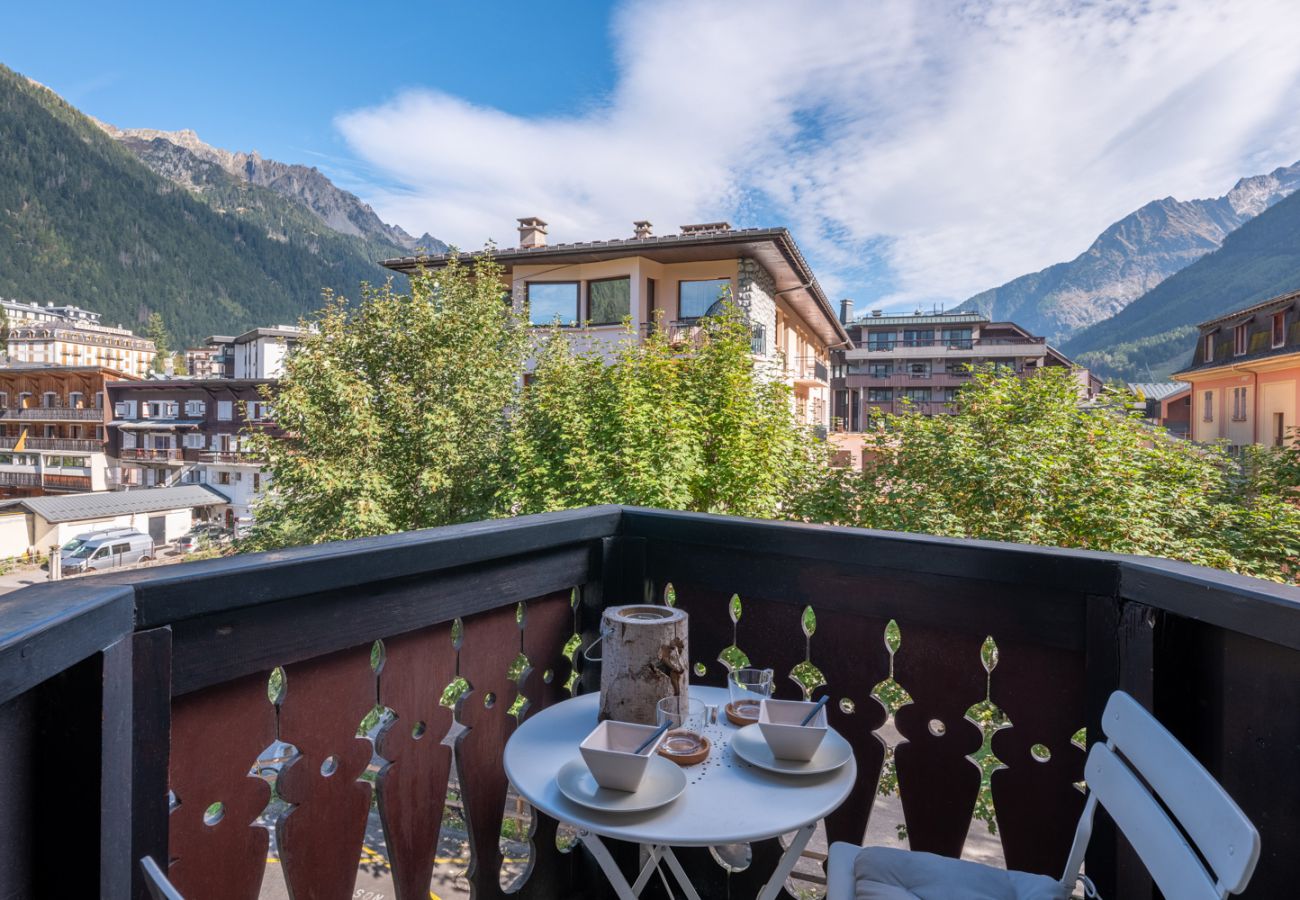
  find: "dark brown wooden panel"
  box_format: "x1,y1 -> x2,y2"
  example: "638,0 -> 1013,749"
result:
169,545 -> 590,695
517,591 -> 581,897
275,645 -> 376,900
454,604 -> 526,900
375,624 -> 457,900
643,539 -> 1087,651
892,624 -> 986,857
169,673 -> 275,900
988,638 -> 1086,876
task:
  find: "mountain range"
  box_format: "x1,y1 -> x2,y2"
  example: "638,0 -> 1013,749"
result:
955,162 -> 1300,345
0,63 -> 442,346
1064,187 -> 1300,380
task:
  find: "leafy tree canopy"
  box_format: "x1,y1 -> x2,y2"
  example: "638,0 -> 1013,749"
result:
789,368 -> 1300,582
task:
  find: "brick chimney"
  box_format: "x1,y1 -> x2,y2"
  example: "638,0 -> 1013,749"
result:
839,298 -> 854,324
633,220 -> 653,239
517,217 -> 548,249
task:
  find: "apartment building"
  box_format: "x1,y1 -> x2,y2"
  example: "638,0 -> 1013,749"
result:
381,219 -> 848,432
2,299 -> 156,377
1174,290 -> 1299,448
107,380 -> 277,529
830,309 -> 1095,431
233,326 -> 307,379
0,365 -> 138,496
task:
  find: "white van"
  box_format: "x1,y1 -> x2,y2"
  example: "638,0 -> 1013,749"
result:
62,532 -> 155,574
60,527 -> 139,564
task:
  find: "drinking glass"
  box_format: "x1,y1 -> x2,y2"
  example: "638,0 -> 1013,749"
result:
728,667 -> 774,720
656,695 -> 707,757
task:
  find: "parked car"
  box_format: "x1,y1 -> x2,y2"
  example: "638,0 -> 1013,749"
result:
59,527 -> 138,560
48,527 -> 141,570
62,532 -> 155,575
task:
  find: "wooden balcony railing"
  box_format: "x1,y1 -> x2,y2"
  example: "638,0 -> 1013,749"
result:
0,406 -> 103,421
41,472 -> 94,491
1,507 -> 1298,899
119,448 -> 185,462
0,436 -> 103,452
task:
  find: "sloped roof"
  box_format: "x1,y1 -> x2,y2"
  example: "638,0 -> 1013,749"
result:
1128,382 -> 1189,402
0,484 -> 229,523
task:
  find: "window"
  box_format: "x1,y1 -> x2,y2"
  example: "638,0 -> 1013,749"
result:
678,279 -> 731,320
587,277 -> 631,325
943,388 -> 960,403
903,388 -> 931,403
867,362 -> 892,378
1203,391 -> 1214,422
217,401 -> 233,421
183,434 -> 205,449
946,361 -> 971,376
1203,334 -> 1214,360
867,388 -> 893,403
121,432 -> 137,449
942,328 -> 973,349
902,329 -> 934,348
1234,323 -> 1248,356
0,393 -> 7,409
253,473 -> 262,492
866,331 -> 896,352
44,456 -> 87,468
41,392 -> 56,408
185,400 -> 206,417
217,471 -> 232,485
1275,311 -> 1288,349
68,392 -> 83,409
111,543 -> 130,555
906,362 -> 931,378
1232,387 -> 1248,421
525,282 -> 579,326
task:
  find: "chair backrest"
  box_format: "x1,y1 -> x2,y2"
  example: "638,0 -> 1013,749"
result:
1060,692 -> 1260,899
139,856 -> 185,900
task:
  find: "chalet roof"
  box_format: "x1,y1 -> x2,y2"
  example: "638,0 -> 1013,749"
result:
1129,382 -> 1189,402
380,227 -> 850,346
0,485 -> 228,524
1196,289 -> 1300,330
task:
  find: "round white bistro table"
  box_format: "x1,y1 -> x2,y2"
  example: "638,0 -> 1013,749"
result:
503,685 -> 857,900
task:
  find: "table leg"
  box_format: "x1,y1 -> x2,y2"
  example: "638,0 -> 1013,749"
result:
579,832 -> 642,900
630,845 -> 666,895
756,823 -> 817,900
659,847 -> 705,900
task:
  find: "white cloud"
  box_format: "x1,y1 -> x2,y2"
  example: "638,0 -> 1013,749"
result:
336,0 -> 1300,306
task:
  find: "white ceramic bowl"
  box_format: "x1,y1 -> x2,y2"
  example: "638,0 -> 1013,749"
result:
579,720 -> 667,792
757,699 -> 828,761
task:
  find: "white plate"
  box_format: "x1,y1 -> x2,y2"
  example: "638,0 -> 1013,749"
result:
556,755 -> 687,813
731,723 -> 854,775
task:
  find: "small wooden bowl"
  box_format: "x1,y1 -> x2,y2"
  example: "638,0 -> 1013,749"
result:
725,701 -> 760,727
658,733 -> 711,766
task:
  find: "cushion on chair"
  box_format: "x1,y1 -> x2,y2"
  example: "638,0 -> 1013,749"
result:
832,844 -> 1068,900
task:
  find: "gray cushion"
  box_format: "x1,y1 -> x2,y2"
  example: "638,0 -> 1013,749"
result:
833,844 -> 1068,900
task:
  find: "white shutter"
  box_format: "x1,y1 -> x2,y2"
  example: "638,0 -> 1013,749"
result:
127,400 -> 138,418
218,401 -> 233,421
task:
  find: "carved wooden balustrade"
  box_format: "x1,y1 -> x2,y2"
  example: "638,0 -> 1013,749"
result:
1,505 -> 1299,900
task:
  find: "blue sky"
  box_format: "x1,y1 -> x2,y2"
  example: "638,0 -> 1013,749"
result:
6,1 -> 1300,311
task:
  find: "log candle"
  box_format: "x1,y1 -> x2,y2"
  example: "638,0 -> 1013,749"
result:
597,604 -> 689,725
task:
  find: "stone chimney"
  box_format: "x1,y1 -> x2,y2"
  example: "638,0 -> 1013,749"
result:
517,217 -> 548,249
633,220 -> 653,239
839,298 -> 854,324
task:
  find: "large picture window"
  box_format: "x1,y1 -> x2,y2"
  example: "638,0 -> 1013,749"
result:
588,277 -> 631,325
526,282 -> 579,326
679,279 -> 731,320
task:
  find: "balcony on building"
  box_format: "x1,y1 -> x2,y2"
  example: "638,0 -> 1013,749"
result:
2,506 -> 1298,899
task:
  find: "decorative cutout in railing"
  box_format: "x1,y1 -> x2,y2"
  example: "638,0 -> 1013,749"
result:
165,588 -> 579,900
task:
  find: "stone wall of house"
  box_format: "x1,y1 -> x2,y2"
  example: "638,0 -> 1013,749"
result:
735,257 -> 777,359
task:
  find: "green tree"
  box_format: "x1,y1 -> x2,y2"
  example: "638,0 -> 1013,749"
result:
172,351 -> 189,376
508,305 -> 825,517
243,252 -> 528,549
144,312 -> 171,373
789,367 -> 1300,582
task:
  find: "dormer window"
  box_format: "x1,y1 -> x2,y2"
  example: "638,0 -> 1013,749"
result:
1234,323 -> 1248,356
1275,311 -> 1288,349
1204,334 -> 1214,361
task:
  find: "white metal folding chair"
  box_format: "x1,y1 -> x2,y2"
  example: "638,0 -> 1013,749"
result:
826,691 -> 1261,900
